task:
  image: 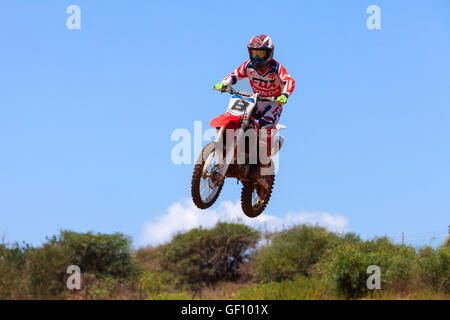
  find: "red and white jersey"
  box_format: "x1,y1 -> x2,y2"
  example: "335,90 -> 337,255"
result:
223,59 -> 295,98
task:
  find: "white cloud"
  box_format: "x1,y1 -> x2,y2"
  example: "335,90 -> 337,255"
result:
139,199 -> 349,246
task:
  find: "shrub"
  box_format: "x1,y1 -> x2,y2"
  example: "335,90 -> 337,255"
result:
24,230 -> 140,299
164,222 -> 260,293
135,244 -> 170,272
26,242 -> 72,299
328,238 -> 417,299
255,225 -> 342,282
0,243 -> 31,299
417,246 -> 450,293
49,230 -> 140,280
140,271 -> 173,297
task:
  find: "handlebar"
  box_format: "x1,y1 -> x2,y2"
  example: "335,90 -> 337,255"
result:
213,86 -> 277,103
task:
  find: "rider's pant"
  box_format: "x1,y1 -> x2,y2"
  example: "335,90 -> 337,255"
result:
253,101 -> 283,159
254,101 -> 283,129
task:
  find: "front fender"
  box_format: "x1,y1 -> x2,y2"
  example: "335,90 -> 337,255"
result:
209,112 -> 241,129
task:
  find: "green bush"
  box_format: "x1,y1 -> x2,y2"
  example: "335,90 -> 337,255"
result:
255,225 -> 343,282
1,226 -> 449,300
164,222 -> 260,292
135,244 -> 170,272
13,230 -> 140,299
234,275 -> 331,300
49,230 -> 140,280
417,246 -> 450,293
327,238 -> 417,299
0,243 -> 31,299
140,271 -> 173,297
26,242 -> 72,299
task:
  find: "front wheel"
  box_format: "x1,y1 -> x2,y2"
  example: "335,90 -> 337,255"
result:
191,142 -> 224,209
241,162 -> 275,218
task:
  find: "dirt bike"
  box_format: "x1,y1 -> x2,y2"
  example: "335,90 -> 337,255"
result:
191,86 -> 286,218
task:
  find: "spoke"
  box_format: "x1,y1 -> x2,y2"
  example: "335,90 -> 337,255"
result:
199,150 -> 221,203
251,180 -> 268,209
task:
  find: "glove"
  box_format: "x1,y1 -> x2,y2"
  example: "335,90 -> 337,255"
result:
276,94 -> 288,105
214,82 -> 227,90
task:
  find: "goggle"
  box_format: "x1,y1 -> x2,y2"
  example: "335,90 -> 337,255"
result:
250,49 -> 268,60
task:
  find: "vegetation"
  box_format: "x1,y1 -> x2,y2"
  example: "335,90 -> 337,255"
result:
137,222 -> 260,296
234,275 -> 332,300
254,225 -> 356,282
0,231 -> 140,299
326,237 -> 418,298
0,223 -> 448,300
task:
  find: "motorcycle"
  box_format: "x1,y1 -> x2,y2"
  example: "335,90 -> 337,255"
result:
191,86 -> 286,217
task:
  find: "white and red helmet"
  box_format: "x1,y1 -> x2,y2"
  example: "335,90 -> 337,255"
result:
247,35 -> 274,70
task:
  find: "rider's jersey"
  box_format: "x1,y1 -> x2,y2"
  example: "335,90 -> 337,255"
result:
223,59 -> 295,98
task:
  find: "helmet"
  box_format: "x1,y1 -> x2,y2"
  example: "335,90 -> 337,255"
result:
247,35 -> 274,70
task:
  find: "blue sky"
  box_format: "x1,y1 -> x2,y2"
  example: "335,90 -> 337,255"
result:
0,0 -> 449,248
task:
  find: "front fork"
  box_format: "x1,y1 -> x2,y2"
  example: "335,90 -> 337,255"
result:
200,126 -> 229,180
213,125 -> 252,178
214,126 -> 231,178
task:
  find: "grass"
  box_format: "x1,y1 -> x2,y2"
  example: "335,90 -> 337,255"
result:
148,278 -> 450,300
233,275 -> 333,300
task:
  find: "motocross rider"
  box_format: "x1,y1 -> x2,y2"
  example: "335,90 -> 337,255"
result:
214,34 -> 295,158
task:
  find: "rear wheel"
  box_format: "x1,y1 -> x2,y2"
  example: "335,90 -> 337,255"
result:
191,142 -> 224,209
241,162 -> 275,218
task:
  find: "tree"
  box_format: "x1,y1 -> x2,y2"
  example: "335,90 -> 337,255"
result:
255,225 -> 342,282
164,222 -> 260,293
48,230 -> 140,280
0,243 -> 31,299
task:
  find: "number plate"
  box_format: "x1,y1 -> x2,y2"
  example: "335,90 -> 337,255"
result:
227,95 -> 256,116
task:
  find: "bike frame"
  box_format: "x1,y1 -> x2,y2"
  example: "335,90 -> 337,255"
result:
209,87 -> 277,180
